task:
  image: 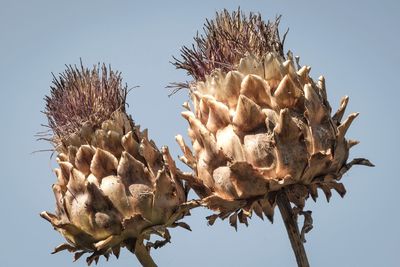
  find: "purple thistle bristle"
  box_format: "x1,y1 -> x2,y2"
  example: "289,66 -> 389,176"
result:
44,62 -> 128,144
172,8 -> 286,85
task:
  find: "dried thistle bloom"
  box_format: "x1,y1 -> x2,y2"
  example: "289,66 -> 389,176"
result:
44,63 -> 128,148
172,9 -> 285,87
40,63 -> 194,266
172,9 -> 373,264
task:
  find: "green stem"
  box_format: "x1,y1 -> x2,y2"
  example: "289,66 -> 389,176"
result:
277,189 -> 310,267
134,239 -> 157,267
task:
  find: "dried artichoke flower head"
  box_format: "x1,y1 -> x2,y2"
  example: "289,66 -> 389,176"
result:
40,63 -> 193,266
173,9 -> 373,229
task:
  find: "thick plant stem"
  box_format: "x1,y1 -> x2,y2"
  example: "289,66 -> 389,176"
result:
277,189 -> 310,267
134,239 -> 157,267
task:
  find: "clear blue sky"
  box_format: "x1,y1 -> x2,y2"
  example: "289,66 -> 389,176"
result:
0,0 -> 398,266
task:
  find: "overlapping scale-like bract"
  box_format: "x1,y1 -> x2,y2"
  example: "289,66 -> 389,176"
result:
41,110 -> 191,265
177,53 -> 373,228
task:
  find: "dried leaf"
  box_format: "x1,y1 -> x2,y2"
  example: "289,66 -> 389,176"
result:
206,214 -> 219,226
238,210 -> 249,226
229,212 -> 238,231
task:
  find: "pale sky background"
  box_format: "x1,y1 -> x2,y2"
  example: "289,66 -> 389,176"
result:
0,1 -> 399,266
